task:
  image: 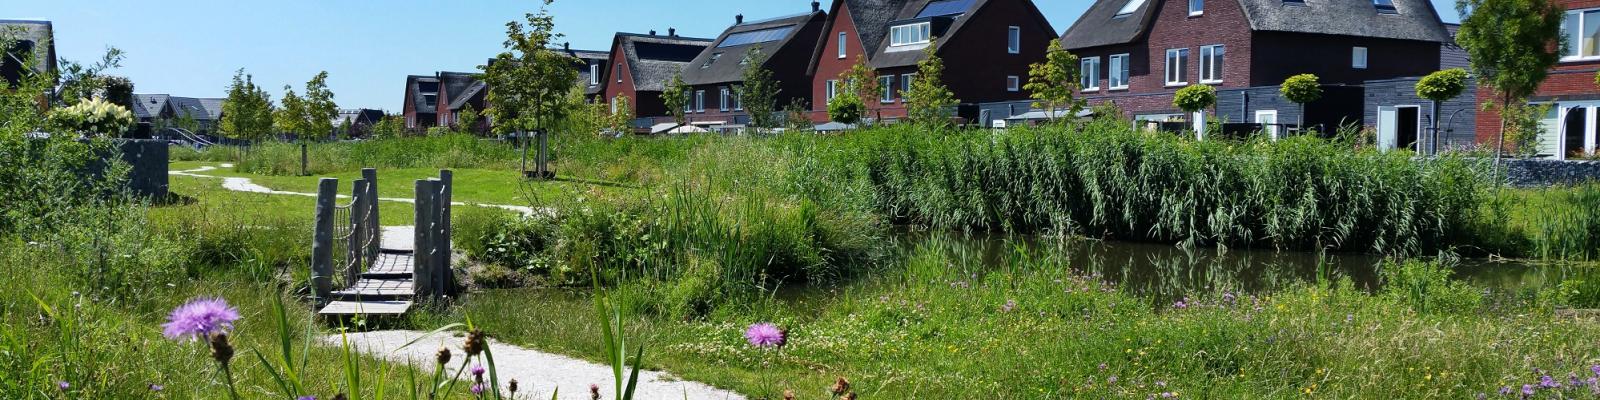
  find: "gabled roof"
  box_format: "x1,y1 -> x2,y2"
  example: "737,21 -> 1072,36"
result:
683,11 -> 827,86
610,33 -> 714,92
557,46 -> 611,95
406,75 -> 439,116
1063,0 -> 1453,50
334,109 -> 386,126
132,94 -> 170,119
808,0 -> 913,75
437,71 -> 480,110
869,0 -> 1057,69
448,80 -> 487,111
167,96 -> 224,121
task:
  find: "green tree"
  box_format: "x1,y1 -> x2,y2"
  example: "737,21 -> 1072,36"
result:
1456,0 -> 1563,173
738,47 -> 781,130
1024,40 -> 1083,124
607,94 -> 634,133
1280,74 -> 1322,131
300,72 -> 337,139
273,86 -> 305,137
100,76 -> 134,111
1173,84 -> 1216,134
828,89 -> 865,125
370,115 -> 403,139
905,39 -> 959,128
1416,68 -> 1471,154
783,98 -> 813,132
838,55 -> 879,123
481,0 -> 579,175
219,69 -> 275,143
53,46 -> 124,107
457,103 -> 481,134
661,74 -> 689,125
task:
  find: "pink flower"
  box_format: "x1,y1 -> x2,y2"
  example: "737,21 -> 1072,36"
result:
161,298 -> 240,341
744,323 -> 786,348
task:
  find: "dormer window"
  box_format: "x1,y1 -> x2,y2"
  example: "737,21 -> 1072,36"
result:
1374,0 -> 1397,12
1116,0 -> 1147,17
589,64 -> 599,85
704,53 -> 722,69
890,22 -> 933,47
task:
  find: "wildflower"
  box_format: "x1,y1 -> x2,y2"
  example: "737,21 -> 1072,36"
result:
1345,314 -> 1353,323
590,383 -> 600,400
1593,365 -> 1600,377
464,329 -> 487,356
1522,384 -> 1535,396
1099,363 -> 1108,371
161,298 -> 241,341
297,397 -> 316,400
470,384 -> 484,395
1475,394 -> 1486,400
1173,298 -> 1188,310
1571,374 -> 1584,388
1499,386 -> 1512,396
1221,292 -> 1236,305
1540,375 -> 1559,389
831,377 -> 851,395
1002,299 -> 1017,313
436,347 -> 452,365
210,333 -> 235,365
149,384 -> 164,392
744,323 -> 786,348
1155,380 -> 1167,388
57,381 -> 68,391
472,364 -> 486,377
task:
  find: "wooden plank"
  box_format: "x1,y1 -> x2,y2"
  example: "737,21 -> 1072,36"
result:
318,300 -> 411,316
367,253 -> 414,276
332,278 -> 414,297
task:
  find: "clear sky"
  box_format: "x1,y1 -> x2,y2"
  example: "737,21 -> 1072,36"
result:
7,0 -> 1463,112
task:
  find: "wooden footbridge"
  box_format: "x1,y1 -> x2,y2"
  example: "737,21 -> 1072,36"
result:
310,169 -> 456,317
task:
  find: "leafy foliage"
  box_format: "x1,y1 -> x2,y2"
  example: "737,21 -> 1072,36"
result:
219,69 -> 276,142
1024,40 -> 1083,123
661,74 -> 689,125
1416,68 -> 1470,102
48,97 -> 134,137
1172,84 -> 1216,114
838,55 -> 879,121
904,39 -> 958,127
274,71 -> 337,140
827,90 -> 865,125
481,1 -> 579,136
1279,74 -> 1322,105
738,47 -> 781,130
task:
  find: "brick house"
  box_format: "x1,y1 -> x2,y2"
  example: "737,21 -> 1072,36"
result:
597,30 -> 714,122
1476,0 -> 1600,159
807,0 -> 1058,126
402,71 -> 488,133
679,3 -> 828,131
558,44 -> 612,99
1061,0 -> 1452,135
402,75 -> 441,131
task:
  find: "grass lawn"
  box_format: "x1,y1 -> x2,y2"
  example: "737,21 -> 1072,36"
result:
170,161 -> 628,208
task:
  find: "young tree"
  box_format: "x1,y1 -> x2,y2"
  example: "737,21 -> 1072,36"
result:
661,74 -> 689,125
1415,68 -> 1470,154
1173,84 -> 1216,136
738,47 -> 781,130
300,72 -> 337,139
607,94 -> 634,134
370,115 -> 403,139
100,76 -> 135,111
1280,74 -> 1322,131
838,55 -> 879,123
1024,40 -> 1083,124
274,86 -> 304,137
1456,0 -> 1563,175
457,103 -> 481,134
905,39 -> 959,128
783,98 -> 813,132
219,69 -> 275,143
828,89 -> 865,125
481,0 -> 579,175
53,46 -> 124,106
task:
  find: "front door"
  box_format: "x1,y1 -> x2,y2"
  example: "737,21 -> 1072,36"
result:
1255,110 -> 1279,140
1377,106 -> 1398,150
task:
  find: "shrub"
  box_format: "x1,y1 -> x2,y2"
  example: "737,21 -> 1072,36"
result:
1380,260 -> 1482,314
827,92 -> 865,125
48,98 -> 135,137
1172,84 -> 1216,114
1280,74 -> 1322,105
1416,69 -> 1469,102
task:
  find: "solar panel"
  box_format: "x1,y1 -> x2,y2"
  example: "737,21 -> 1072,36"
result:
718,26 -> 797,48
917,0 -> 976,18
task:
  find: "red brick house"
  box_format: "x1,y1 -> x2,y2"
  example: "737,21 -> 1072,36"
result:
598,30 -> 713,121
402,71 -> 489,133
559,44 -> 612,98
1476,0 -> 1600,159
1061,0 -> 1452,133
402,75 -> 440,131
679,3 -> 829,131
807,0 -> 1058,125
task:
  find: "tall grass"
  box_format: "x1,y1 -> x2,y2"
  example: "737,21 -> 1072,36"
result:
1523,184 -> 1600,261
236,134 -> 521,176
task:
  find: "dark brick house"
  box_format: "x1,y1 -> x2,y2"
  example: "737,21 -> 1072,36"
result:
807,0 -> 1058,125
679,3 -> 829,130
1061,0 -> 1452,135
402,75 -> 440,131
402,71 -> 488,133
1476,0 -> 1600,159
558,44 -> 612,98
598,31 -> 713,121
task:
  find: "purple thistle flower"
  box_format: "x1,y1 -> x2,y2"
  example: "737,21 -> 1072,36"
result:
1591,378 -> 1600,395
471,363 -> 486,377
1571,374 -> 1584,388
1499,386 -> 1512,396
1160,392 -> 1176,398
1172,300 -> 1188,310
744,323 -> 785,348
1098,363 -> 1108,371
1593,365 -> 1600,377
470,383 -> 484,395
1001,299 -> 1017,313
1522,384 -> 1536,396
1221,292 -> 1236,305
56,381 -> 68,391
297,397 -> 316,400
1475,393 -> 1486,400
161,298 -> 241,341
1107,375 -> 1118,384
149,384 -> 164,392
1540,375 -> 1560,389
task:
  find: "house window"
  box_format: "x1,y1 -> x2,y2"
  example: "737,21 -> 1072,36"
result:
611,96 -> 621,114
720,87 -> 730,111
890,23 -> 933,47
733,87 -> 743,110
1109,54 -> 1130,89
1564,9 -> 1600,60
684,93 -> 693,113
880,76 -> 895,103
826,80 -> 839,100
901,74 -> 916,95
838,32 -> 848,59
1008,76 -> 1021,92
1190,0 -> 1203,15
1081,57 -> 1100,91
695,90 -> 705,112
1007,27 -> 1021,54
1199,45 -> 1224,84
1374,0 -> 1396,12
704,53 -> 722,69
616,63 -> 623,83
1116,0 -> 1147,16
1352,47 -> 1368,69
1165,48 -> 1189,86
589,64 -> 599,85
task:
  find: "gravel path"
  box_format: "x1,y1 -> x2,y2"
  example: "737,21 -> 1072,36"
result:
170,164 -> 542,216
327,330 -> 746,400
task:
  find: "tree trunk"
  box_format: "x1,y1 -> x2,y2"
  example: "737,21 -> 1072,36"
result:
1430,99 -> 1442,155
1493,94 -> 1508,188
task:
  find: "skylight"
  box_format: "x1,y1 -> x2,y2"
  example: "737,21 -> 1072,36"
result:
917,0 -> 977,18
1116,0 -> 1147,16
717,26 -> 796,48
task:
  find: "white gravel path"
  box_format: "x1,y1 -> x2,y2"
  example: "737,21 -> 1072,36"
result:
326,330 -> 746,400
170,164 -> 542,216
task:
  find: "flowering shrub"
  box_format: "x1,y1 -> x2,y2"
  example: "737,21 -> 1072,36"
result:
48,97 -> 135,137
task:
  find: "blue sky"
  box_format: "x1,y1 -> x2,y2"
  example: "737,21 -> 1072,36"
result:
8,0 -> 1462,112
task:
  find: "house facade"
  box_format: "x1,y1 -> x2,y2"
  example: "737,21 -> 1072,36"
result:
131,94 -> 225,137
678,3 -> 829,130
402,71 -> 488,133
1476,0 -> 1600,159
1061,0 -> 1452,133
598,30 -> 713,123
402,75 -> 440,131
333,109 -> 387,138
0,19 -> 55,89
563,45 -> 612,98
808,0 -> 1057,125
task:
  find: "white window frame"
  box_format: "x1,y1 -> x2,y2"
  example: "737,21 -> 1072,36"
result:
733,86 -> 743,111
1352,46 -> 1368,69
826,80 -> 839,100
838,32 -> 848,59
1081,56 -> 1101,91
1255,109 -> 1280,140
611,96 -> 621,114
1564,9 -> 1600,62
616,63 -> 623,83
720,87 -> 730,111
684,93 -> 692,113
890,22 -> 932,47
1190,0 -> 1204,16
1165,48 -> 1189,87
879,76 -> 895,103
901,74 -> 915,96
590,63 -> 599,85
695,90 -> 706,113
1199,45 -> 1224,84
1008,76 -> 1021,92
1109,53 -> 1130,90
1007,26 -> 1021,54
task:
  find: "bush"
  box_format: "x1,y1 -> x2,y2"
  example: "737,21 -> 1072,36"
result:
237,133 -> 520,175
1280,74 -> 1322,105
827,93 -> 865,125
1172,84 -> 1217,114
1416,69 -> 1469,102
1380,260 -> 1483,314
48,98 -> 136,137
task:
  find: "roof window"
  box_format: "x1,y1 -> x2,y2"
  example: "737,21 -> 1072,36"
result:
1116,0 -> 1147,16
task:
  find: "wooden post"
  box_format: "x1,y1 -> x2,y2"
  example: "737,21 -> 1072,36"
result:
347,179 -> 369,287
428,178 -> 448,296
439,170 -> 453,295
362,168 -> 379,256
300,142 -> 309,176
311,178 -> 338,305
413,179 -> 434,298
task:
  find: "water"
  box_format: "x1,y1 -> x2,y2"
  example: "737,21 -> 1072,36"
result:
887,231 -> 1589,299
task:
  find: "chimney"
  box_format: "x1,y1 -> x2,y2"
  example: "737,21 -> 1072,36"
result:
649,29 -> 657,35
564,42 -> 570,51
813,1 -> 821,12
736,14 -> 744,24
669,28 -> 677,37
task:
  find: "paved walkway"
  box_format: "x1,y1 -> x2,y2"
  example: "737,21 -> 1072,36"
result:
327,329 -> 746,400
170,164 -> 541,216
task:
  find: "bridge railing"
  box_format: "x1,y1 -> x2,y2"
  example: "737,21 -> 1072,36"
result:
413,170 -> 454,300
310,168 -> 382,305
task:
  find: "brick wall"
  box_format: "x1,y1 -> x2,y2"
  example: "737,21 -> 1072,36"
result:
1071,0 -> 1253,118
602,40 -> 641,117
812,5 -> 866,120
